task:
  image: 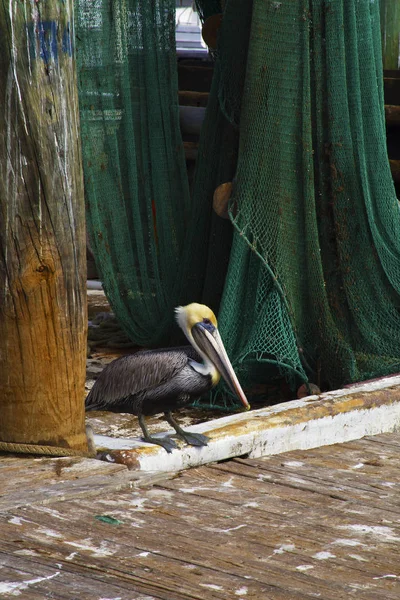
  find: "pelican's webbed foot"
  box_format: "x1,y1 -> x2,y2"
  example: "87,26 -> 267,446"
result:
164,411 -> 209,448
138,414 -> 177,453
177,430 -> 210,447
142,435 -> 178,453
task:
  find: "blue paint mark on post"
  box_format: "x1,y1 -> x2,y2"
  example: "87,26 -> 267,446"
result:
39,21 -> 58,63
27,20 -> 73,64
62,22 -> 73,57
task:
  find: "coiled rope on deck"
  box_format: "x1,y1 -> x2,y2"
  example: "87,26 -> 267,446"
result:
0,429 -> 97,458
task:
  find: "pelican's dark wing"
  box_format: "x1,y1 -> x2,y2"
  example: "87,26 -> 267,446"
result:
85,346 -> 198,411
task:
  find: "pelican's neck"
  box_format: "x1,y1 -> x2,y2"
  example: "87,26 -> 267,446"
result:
187,333 -> 216,379
189,355 -> 221,386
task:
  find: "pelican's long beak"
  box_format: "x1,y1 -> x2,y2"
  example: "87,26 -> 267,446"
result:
192,323 -> 250,410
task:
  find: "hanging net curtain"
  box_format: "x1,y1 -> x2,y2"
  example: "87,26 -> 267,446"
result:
75,1 -> 192,347
217,0 -> 400,390
75,0 -> 400,403
75,0 -> 236,352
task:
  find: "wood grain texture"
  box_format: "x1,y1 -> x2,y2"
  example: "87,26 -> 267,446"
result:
0,432 -> 400,598
385,105 -> 400,126
0,2 -> 87,450
380,1 -> 400,70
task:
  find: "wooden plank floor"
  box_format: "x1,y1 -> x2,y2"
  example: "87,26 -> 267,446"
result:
0,432 -> 399,599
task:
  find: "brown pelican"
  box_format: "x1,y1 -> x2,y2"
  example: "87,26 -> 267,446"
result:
85,303 -> 250,452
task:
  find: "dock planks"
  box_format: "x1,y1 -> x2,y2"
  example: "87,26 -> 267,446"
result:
0,432 -> 399,598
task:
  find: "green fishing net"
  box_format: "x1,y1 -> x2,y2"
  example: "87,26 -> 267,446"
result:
75,0 -> 400,405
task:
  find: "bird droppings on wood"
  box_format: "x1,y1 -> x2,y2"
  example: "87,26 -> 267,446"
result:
336,524 -> 400,542
330,538 -> 364,547
0,573 -> 61,596
235,586 -> 248,596
296,564 -> 314,572
1,432 -> 400,598
312,551 -> 337,560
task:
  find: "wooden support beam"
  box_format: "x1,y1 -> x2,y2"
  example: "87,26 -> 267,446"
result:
390,159 -> 400,183
0,2 -> 88,453
380,1 -> 400,70
183,141 -> 199,160
178,90 -> 209,107
385,104 -> 400,126
90,373 -> 400,474
384,73 -> 400,105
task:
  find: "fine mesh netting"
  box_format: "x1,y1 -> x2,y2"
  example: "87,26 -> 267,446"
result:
75,0 -> 400,405
76,1 -> 192,347
219,0 -> 400,390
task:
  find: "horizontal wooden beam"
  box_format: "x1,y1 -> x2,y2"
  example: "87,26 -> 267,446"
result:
385,104 -> 400,125
183,141 -> 199,160
92,373 -> 400,474
178,90 -> 209,107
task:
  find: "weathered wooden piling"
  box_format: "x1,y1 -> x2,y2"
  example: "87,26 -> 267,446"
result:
380,0 -> 400,70
0,2 -> 88,453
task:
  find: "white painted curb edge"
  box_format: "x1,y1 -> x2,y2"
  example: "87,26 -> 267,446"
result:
92,373 -> 400,473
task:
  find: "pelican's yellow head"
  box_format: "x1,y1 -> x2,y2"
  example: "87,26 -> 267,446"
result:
175,303 -> 250,410
175,303 -> 217,335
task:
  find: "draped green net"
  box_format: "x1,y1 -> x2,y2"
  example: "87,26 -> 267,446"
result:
75,0 -> 400,407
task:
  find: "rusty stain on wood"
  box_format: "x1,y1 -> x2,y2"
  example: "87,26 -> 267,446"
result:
0,432 -> 399,598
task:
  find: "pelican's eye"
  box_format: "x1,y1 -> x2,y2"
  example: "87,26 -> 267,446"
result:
200,317 -> 216,333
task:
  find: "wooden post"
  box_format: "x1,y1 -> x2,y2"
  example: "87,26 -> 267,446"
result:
380,0 -> 400,69
0,2 -> 88,452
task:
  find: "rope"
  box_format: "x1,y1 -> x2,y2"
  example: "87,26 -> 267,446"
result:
0,440 -> 96,458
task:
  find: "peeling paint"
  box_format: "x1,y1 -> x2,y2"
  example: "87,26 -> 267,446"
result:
64,539 -> 115,557
179,486 -> 212,494
273,544 -> 296,555
349,554 -> 369,562
36,528 -> 64,539
330,539 -> 364,547
129,497 -> 149,511
257,474 -> 272,481
313,551 -> 336,560
200,583 -> 224,590
235,586 -> 248,595
222,476 -> 235,488
337,524 -> 400,542
13,549 -> 41,557
8,517 -> 26,526
282,461 -> 304,468
65,551 -> 78,561
206,524 -> 247,534
145,489 -> 174,500
35,506 -> 69,520
296,565 -> 314,571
